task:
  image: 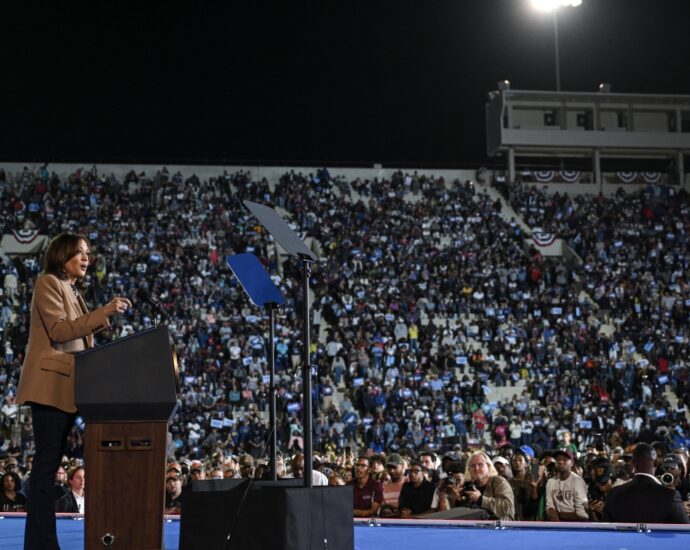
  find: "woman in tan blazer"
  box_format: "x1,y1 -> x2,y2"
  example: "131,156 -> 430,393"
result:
17,232 -> 131,550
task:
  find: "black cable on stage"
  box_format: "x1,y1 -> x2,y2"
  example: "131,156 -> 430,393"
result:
223,421 -> 276,550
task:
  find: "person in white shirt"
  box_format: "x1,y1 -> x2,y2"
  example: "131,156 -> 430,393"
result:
521,417 -> 534,445
290,452 -> 328,486
509,420 -> 522,447
545,449 -> 588,521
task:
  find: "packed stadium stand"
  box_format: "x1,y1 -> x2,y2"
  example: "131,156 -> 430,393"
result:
1,162 -> 689,528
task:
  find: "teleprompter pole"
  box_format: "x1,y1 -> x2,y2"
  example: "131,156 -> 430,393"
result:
267,303 -> 277,481
300,257 -> 314,488
241,201 -> 319,490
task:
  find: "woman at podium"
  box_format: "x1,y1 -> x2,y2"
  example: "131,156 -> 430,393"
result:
16,232 -> 131,550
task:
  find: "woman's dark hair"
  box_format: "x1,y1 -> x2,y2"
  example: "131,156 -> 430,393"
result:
67,465 -> 85,481
1,471 -> 22,494
42,232 -> 90,280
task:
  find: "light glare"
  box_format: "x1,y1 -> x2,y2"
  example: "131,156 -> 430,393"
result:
530,0 -> 582,12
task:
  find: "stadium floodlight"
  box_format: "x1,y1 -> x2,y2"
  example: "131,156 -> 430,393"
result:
530,0 -> 581,11
530,0 -> 582,90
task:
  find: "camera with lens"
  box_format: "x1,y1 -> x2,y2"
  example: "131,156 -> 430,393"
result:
462,481 -> 476,493
457,480 -> 477,507
615,460 -> 626,479
659,472 -> 675,487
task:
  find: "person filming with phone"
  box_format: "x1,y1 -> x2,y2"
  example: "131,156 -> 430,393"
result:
509,446 -> 540,520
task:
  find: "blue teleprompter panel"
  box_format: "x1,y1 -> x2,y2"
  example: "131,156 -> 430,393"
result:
226,253 -> 286,308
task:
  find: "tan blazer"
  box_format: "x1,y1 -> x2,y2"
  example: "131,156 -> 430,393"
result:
17,274 -> 110,413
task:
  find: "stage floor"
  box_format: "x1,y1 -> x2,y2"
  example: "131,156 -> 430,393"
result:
1,516 -> 689,549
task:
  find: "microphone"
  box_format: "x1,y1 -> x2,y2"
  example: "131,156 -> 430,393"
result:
136,288 -> 168,321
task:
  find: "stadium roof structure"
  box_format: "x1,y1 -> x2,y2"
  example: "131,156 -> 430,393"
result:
486,83 -> 690,188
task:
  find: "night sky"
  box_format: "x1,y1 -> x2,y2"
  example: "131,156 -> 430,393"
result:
2,1 -> 689,167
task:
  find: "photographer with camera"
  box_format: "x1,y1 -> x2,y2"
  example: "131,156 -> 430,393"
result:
587,456 -> 615,521
659,455 -> 688,495
436,460 -> 467,510
658,454 -> 690,517
615,453 -> 634,483
459,451 -> 515,520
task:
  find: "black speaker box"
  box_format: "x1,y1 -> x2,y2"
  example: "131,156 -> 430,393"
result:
179,480 -> 354,550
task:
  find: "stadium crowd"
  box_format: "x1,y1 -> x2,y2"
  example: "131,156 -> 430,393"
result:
0,164 -> 689,522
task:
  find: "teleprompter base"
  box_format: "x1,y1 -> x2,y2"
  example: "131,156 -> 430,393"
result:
179,482 -> 353,550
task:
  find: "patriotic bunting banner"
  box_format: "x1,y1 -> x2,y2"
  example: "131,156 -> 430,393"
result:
616,171 -> 663,184
616,172 -> 637,183
526,170 -> 663,185
534,171 -> 555,183
12,229 -> 41,243
533,170 -> 581,183
532,231 -> 557,247
560,170 -> 581,183
641,172 -> 661,184
1,230 -> 49,254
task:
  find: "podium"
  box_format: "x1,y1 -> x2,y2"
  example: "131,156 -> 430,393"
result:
75,326 -> 178,550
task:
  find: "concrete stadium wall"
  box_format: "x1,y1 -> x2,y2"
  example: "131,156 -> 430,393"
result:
530,181 -> 687,196
0,162 -> 477,185
532,182 -> 626,196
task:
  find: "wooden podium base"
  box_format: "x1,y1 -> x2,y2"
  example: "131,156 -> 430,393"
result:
84,421 -> 168,550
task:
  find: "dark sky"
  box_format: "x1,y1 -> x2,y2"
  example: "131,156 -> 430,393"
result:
2,1 -> 689,167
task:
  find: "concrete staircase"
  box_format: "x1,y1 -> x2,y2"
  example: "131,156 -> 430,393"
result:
480,184 -> 531,233
486,380 -> 527,405
663,387 -> 690,423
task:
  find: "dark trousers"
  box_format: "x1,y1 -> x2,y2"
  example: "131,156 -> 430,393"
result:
24,403 -> 75,550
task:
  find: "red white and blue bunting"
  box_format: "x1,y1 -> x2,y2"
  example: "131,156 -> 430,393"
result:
1,230 -> 49,254
532,231 -> 557,247
534,171 -> 555,183
11,229 -> 40,243
641,172 -> 661,184
560,170 -> 581,183
616,172 -> 637,183
616,171 -> 663,184
532,170 -> 581,183
529,170 -> 663,185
